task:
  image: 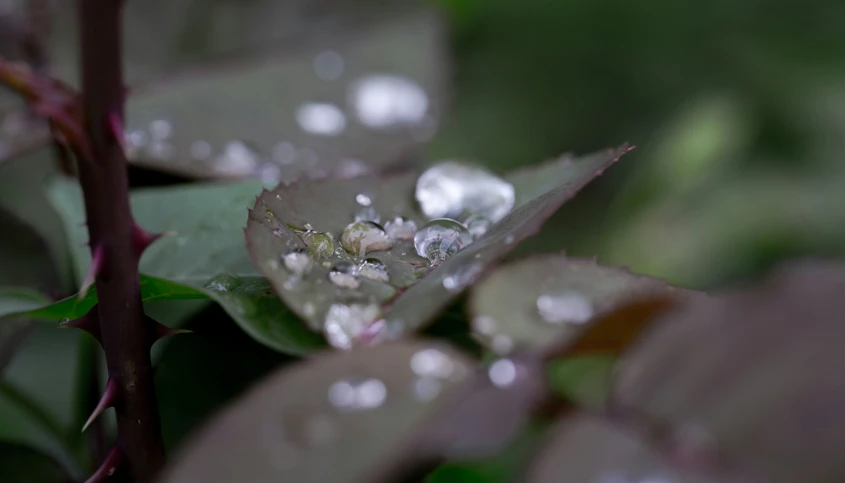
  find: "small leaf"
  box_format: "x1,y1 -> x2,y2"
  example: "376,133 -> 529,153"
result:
160,341 -> 475,483
0,442 -> 72,483
468,255 -> 698,356
246,147 -> 631,347
612,261 -> 845,483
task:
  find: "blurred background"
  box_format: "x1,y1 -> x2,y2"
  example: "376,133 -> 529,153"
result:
1,0 -> 845,480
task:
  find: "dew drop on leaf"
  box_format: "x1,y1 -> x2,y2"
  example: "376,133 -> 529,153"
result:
327,377 -> 388,411
203,273 -> 242,292
349,75 -> 429,129
536,292 -> 593,325
415,161 -> 515,222
328,260 -> 360,289
323,303 -> 382,349
341,221 -> 392,259
463,213 -> 493,240
358,258 -> 389,283
355,193 -> 372,206
442,263 -> 483,293
383,216 -> 418,241
410,348 -> 455,379
353,206 -> 380,223
212,141 -> 260,176
413,218 -> 472,263
488,358 -> 518,388
313,50 -> 344,81
296,102 -> 346,136
300,231 -> 334,259
281,249 -> 313,277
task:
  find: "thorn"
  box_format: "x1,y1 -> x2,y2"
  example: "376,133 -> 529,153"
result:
84,445 -> 122,483
79,244 -> 104,300
108,112 -> 125,152
58,310 -> 101,343
153,321 -> 192,341
82,377 -> 118,433
132,223 -> 176,256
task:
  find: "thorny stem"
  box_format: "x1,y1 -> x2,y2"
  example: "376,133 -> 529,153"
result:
76,0 -> 165,480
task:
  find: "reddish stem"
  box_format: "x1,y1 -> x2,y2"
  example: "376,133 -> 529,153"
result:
76,0 -> 165,480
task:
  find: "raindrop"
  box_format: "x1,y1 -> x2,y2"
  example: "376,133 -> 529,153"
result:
488,359 -> 517,388
272,141 -> 297,164
149,119 -> 172,140
124,130 -> 147,159
536,292 -> 594,325
296,102 -> 346,136
491,334 -> 514,355
410,348 -> 454,379
313,50 -> 344,81
301,231 -> 334,259
213,141 -> 260,176
335,158 -> 369,178
442,263 -> 482,293
359,258 -> 389,283
355,193 -> 372,206
349,75 -> 429,129
413,218 -> 472,263
203,274 -> 242,292
471,315 -> 496,336
190,140 -> 212,160
463,214 -> 493,240
341,221 -> 393,259
282,249 -> 313,276
303,302 -> 316,318
504,234 -> 515,245
328,377 -> 387,411
323,303 -> 381,349
416,161 -> 515,223
353,205 -> 380,223
329,260 -> 360,289
384,216 -> 418,242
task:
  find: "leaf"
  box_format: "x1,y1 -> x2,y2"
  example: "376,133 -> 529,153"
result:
0,204 -> 59,291
525,414 -> 723,483
246,146 -> 632,347
0,442 -> 72,483
0,287 -> 48,374
468,255 -> 698,355
160,340 -> 476,483
612,261 -> 845,483
546,355 -> 615,409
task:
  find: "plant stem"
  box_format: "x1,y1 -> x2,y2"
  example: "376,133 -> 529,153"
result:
76,0 -> 165,480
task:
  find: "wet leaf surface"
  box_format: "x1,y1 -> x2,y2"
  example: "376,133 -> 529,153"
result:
468,255 -> 698,355
160,340 -> 475,483
246,147 -> 631,348
612,261 -> 845,483
46,178 -> 323,354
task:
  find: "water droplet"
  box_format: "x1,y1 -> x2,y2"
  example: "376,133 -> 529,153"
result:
204,274 -> 242,292
328,377 -> 387,411
354,206 -> 380,223
282,249 -> 313,276
335,158 -> 369,178
491,334 -> 514,355
213,141 -> 260,176
272,141 -> 297,164
313,50 -> 344,81
303,302 -> 316,317
328,260 -> 360,289
301,231 -> 334,259
189,140 -> 212,160
413,218 -> 472,263
410,348 -> 454,379
536,292 -> 593,324
323,303 -> 381,349
341,221 -> 393,259
464,214 -> 493,240
442,263 -> 482,293
412,377 -> 442,401
359,258 -> 389,283
383,216 -> 418,241
124,130 -> 148,159
472,315 -> 497,335
349,75 -> 429,129
148,141 -> 175,160
355,193 -> 372,206
488,359 -> 517,388
296,102 -> 346,136
504,234 -> 515,245
149,119 -> 172,141
259,163 -> 281,184
416,162 -> 515,223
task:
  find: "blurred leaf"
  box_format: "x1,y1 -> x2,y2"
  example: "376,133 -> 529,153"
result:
546,355 -> 614,409
613,261 -> 845,483
0,202 -> 58,292
160,341 -> 476,483
0,287 -> 48,373
246,147 -> 631,347
0,442 -> 72,483
468,255 -> 697,355
525,414 -> 723,483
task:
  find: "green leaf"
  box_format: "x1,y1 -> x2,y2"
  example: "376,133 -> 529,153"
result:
245,146 -> 632,347
468,255 -> 696,354
613,261 -> 845,483
45,178 -> 322,354
0,442 -> 72,483
546,355 -> 614,409
0,287 -> 48,374
160,341 -> 476,483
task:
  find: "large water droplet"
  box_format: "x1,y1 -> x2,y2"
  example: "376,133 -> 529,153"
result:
323,303 -> 381,349
354,206 -> 380,223
328,260 -> 360,289
488,359 -> 518,388
410,348 -> 455,379
536,292 -> 593,324
296,102 -> 346,136
349,75 -> 429,129
384,216 -> 418,241
301,231 -> 334,259
213,141 -> 260,176
313,51 -> 344,81
341,221 -> 393,259
355,193 -> 372,206
282,248 -> 313,276
416,161 -> 515,223
359,258 -> 389,283
328,378 -> 387,411
413,219 -> 472,263
463,214 -> 493,240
